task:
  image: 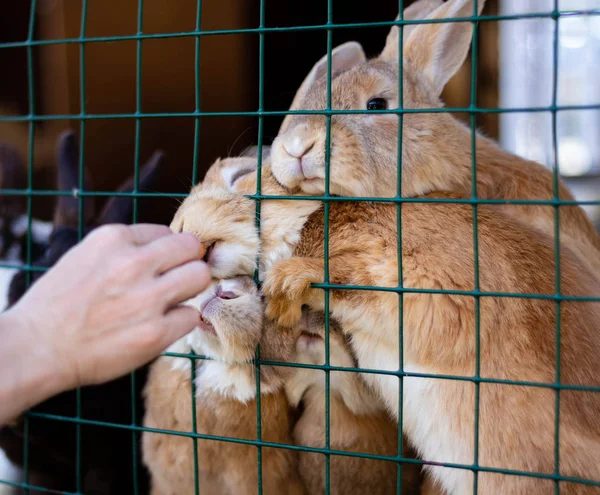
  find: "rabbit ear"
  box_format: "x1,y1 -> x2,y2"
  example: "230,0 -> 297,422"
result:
403,0 -> 485,96
379,0 -> 444,62
53,131 -> 95,228
0,144 -> 26,217
96,151 -> 164,225
240,144 -> 271,161
281,41 -> 366,131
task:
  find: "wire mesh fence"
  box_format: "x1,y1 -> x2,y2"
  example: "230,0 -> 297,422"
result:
1,0 -> 600,494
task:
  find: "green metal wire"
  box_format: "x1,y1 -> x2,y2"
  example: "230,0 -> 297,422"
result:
129,2 -> 145,493
253,0 -> 266,491
190,6 -> 204,492
2,103 -> 600,121
190,354 -> 200,495
75,1 -> 90,491
0,9 -> 598,49
323,0 -> 334,492
469,1 -> 481,492
550,4 -> 562,494
3,4 -> 599,495
395,1 -> 405,493
191,0 -> 204,188
22,0 -> 38,491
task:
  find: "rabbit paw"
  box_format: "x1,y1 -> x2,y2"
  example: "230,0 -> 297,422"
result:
263,257 -> 324,327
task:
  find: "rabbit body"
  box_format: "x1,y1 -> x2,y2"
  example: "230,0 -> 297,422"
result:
142,278 -> 304,495
287,311 -> 421,495
262,194 -> 600,495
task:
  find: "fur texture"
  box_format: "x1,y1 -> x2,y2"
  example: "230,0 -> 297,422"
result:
288,310 -> 422,495
262,194 -> 600,494
268,0 -> 600,280
165,2 -> 600,493
142,277 -> 304,495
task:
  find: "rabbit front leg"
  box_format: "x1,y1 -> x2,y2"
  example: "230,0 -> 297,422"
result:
263,257 -> 326,327
263,254 -> 381,330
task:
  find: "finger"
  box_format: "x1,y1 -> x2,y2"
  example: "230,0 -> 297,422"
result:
154,260 -> 211,307
160,305 -> 201,347
127,224 -> 173,246
142,232 -> 206,274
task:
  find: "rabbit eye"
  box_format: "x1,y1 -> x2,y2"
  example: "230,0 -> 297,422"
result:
366,98 -> 387,111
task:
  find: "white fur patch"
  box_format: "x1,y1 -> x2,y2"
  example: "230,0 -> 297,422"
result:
10,216 -> 52,244
165,336 -> 194,373
211,242 -> 257,279
402,363 -> 473,494
194,361 -> 278,403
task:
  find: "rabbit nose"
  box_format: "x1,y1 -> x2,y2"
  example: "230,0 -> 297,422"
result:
283,135 -> 314,159
216,285 -> 239,300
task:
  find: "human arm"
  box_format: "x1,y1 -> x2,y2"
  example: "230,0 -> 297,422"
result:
0,223 -> 210,424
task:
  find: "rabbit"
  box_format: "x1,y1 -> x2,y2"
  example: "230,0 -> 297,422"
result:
167,3 -> 600,492
142,276 -> 305,495
260,190 -> 600,495
0,130 -> 164,495
267,0 -> 600,280
287,309 -> 422,495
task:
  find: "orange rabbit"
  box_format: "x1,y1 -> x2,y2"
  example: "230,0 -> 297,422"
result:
143,276 -> 304,495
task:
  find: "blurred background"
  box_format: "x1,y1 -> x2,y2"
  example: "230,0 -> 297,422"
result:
0,0 -> 598,227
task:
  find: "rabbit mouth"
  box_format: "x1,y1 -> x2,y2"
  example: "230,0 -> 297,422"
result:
198,314 -> 216,334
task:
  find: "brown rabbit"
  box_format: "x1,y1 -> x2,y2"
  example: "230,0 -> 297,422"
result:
142,277 -> 304,495
260,192 -> 600,495
268,0 -> 600,280
287,310 -> 421,495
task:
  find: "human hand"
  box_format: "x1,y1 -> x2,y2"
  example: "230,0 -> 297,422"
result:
5,224 -> 209,395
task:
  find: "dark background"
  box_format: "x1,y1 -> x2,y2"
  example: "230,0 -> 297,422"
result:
0,0 -> 499,226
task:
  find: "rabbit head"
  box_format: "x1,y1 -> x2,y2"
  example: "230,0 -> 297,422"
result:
7,131 -> 164,308
170,170 -> 260,279
270,0 -> 484,198
185,276 -> 263,364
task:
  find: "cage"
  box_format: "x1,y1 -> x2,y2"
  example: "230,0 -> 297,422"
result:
0,0 -> 599,494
